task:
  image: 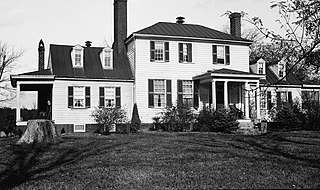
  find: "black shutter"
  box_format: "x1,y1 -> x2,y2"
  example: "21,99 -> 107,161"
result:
225,46 -> 230,65
177,80 -> 183,105
116,87 -> 121,108
68,87 -> 73,108
276,92 -> 281,107
267,91 -> 272,110
187,43 -> 192,62
179,43 -> 183,63
212,45 -> 217,64
99,87 -> 105,108
166,80 -> 172,107
150,41 -> 155,62
193,80 -> 199,109
165,42 -> 169,62
288,91 -> 292,104
148,79 -> 154,107
85,87 -> 90,108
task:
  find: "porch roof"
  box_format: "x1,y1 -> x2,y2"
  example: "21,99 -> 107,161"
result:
193,68 -> 265,81
10,69 -> 54,87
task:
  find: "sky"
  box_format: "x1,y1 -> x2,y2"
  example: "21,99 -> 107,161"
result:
0,0 -> 280,107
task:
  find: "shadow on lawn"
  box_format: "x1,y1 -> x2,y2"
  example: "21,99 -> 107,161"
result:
0,136 -> 120,189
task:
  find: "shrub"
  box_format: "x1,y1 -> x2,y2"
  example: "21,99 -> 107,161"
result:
152,103 -> 196,132
301,99 -> 320,131
91,107 -> 127,135
195,107 -> 239,133
130,103 -> 141,132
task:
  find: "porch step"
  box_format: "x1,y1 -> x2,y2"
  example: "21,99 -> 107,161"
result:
237,119 -> 254,129
236,119 -> 267,135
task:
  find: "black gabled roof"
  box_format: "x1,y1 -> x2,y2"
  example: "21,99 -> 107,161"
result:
132,22 -> 252,43
265,67 -> 302,85
49,44 -> 133,80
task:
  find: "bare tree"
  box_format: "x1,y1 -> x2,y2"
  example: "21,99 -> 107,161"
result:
0,41 -> 24,106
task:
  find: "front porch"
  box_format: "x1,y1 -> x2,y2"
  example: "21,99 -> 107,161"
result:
193,69 -> 265,121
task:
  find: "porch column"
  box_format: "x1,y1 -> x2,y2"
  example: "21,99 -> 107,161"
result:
16,83 -> 21,122
212,80 -> 216,110
256,82 -> 261,119
224,81 -> 228,108
245,82 -> 250,119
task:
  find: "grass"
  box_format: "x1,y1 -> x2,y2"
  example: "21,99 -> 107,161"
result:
0,131 -> 320,189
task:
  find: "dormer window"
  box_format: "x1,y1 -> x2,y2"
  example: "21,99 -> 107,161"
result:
278,61 -> 285,77
72,45 -> 84,68
101,45 -> 113,70
257,58 -> 266,74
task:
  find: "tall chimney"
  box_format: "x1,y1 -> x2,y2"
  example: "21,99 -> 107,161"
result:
38,39 -> 45,71
114,0 -> 127,53
229,12 -> 241,37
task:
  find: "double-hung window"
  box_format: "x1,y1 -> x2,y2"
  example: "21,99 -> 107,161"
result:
68,86 -> 90,108
150,41 -> 169,62
101,45 -> 113,70
72,45 -> 84,68
260,91 -> 267,109
148,79 -> 172,108
213,45 -> 230,65
177,80 -> 193,107
99,87 -> 121,108
276,91 -> 292,106
278,63 -> 285,77
75,50 -> 82,66
258,63 -> 264,74
179,43 -> 192,63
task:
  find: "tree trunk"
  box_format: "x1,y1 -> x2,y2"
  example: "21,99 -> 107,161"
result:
16,119 -> 62,144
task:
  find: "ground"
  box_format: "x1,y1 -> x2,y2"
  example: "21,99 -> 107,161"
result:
0,131 -> 320,189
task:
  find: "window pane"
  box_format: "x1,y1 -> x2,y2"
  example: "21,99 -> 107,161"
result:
75,50 -> 82,66
183,44 -> 188,62
155,41 -> 164,61
105,51 -> 111,67
105,87 -> 115,107
153,79 -> 165,107
73,87 -> 85,108
182,80 -> 193,107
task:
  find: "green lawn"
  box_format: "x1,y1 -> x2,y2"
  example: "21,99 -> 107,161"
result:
0,131 -> 320,189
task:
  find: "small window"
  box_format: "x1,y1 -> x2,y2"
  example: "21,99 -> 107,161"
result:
99,87 -> 121,108
278,62 -> 285,77
258,63 -> 264,74
68,86 -> 90,109
148,79 -> 172,108
213,45 -> 230,65
101,45 -> 113,70
150,41 -> 169,62
72,45 -> 83,67
260,91 -> 267,109
74,124 -> 85,132
179,43 -> 192,63
276,91 -> 292,106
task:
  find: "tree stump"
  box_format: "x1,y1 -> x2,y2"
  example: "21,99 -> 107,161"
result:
16,120 -> 62,144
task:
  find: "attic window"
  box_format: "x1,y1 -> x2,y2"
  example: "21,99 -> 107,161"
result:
72,45 -> 84,68
278,62 -> 285,77
101,45 -> 113,70
257,58 -> 265,74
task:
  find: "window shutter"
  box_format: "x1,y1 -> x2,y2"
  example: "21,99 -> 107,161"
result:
85,87 -> 90,108
99,87 -> 105,108
212,45 -> 217,64
267,91 -> 272,110
187,43 -> 192,62
288,91 -> 292,104
68,87 -> 73,108
225,46 -> 230,65
276,92 -> 281,107
179,43 -> 183,63
148,79 -> 154,107
165,42 -> 169,62
193,80 -> 199,109
116,87 -> 121,108
150,41 -> 155,62
177,80 -> 183,105
166,80 -> 172,107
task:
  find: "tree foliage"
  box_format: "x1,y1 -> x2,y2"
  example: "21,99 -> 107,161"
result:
0,41 -> 24,106
244,0 -> 320,81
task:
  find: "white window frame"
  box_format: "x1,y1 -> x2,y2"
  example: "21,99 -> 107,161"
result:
182,80 -> 193,107
74,124 -> 85,132
73,86 -> 85,108
153,79 -> 166,108
72,45 -> 84,68
101,45 -> 113,70
260,91 -> 267,109
257,58 -> 266,74
104,87 -> 116,108
278,61 -> 285,77
217,45 -> 225,64
154,41 -> 164,62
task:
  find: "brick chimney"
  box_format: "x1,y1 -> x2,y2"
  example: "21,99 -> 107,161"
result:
38,39 -> 45,70
229,12 -> 241,37
114,0 -> 127,53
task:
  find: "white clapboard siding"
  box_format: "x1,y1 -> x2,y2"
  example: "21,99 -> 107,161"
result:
52,80 -> 133,125
134,39 -> 250,123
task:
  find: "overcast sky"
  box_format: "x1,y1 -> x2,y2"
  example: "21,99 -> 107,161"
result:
0,0 -> 280,108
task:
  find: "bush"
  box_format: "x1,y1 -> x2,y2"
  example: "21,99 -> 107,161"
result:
301,99 -> 320,131
130,103 -> 141,132
195,107 -> 239,133
152,103 -> 196,132
91,107 -> 127,135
